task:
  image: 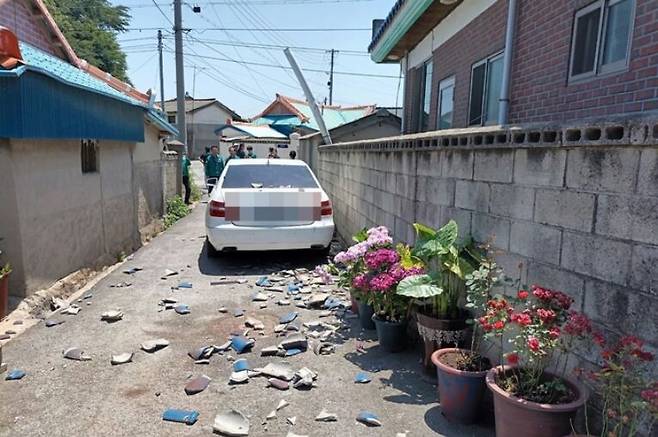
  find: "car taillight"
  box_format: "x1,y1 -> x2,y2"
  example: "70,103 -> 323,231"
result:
209,200 -> 225,217
321,200 -> 332,216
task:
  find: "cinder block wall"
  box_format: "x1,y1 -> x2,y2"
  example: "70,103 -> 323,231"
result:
318,118 -> 658,354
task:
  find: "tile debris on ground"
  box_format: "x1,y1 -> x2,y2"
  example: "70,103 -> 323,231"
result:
0,205 -> 493,436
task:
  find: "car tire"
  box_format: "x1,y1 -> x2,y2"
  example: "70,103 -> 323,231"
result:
206,238 -> 221,258
317,244 -> 331,257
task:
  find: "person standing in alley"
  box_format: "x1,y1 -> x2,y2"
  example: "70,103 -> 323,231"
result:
226,145 -> 240,163
236,143 -> 246,158
289,150 -> 296,160
200,146 -> 210,164
182,151 -> 192,204
205,145 -> 224,194
246,145 -> 257,158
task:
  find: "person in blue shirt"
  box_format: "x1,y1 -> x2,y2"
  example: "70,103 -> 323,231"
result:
204,145 -> 224,194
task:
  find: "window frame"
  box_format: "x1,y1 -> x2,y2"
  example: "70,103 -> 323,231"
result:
437,75 -> 455,130
568,0 -> 636,82
416,59 -> 433,132
81,139 -> 99,174
468,51 -> 504,126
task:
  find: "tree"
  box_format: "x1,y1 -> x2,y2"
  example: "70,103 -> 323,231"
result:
44,0 -> 131,83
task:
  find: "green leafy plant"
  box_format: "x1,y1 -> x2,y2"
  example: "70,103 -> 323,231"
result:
164,196 -> 190,229
0,263 -> 11,278
396,220 -> 479,320
190,175 -> 202,203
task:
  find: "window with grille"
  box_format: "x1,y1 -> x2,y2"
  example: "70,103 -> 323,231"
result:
81,139 -> 98,173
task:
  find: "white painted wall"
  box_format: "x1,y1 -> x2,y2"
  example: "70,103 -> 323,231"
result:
407,0 -> 499,70
189,103 -> 234,124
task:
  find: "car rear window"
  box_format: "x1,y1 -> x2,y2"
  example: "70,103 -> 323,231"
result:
221,164 -> 319,189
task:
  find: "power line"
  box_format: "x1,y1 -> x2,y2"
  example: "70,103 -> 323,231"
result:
125,0 -> 374,7
122,26 -> 371,32
165,49 -> 402,79
150,0 -> 173,26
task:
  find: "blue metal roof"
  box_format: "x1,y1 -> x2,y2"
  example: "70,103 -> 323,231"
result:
0,43 -> 178,140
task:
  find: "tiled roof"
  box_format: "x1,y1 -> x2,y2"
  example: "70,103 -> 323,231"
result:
163,97 -> 242,120
216,122 -> 287,139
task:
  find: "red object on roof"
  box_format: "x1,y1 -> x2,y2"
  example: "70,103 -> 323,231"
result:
0,27 -> 23,69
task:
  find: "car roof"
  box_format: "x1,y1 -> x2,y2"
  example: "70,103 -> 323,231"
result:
226,159 -> 308,167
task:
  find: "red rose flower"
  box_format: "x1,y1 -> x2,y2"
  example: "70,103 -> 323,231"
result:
506,353 -> 519,365
527,337 -> 541,352
517,290 -> 529,299
493,320 -> 505,330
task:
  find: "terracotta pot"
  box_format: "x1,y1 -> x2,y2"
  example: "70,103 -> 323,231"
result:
0,273 -> 8,320
486,366 -> 589,437
416,311 -> 468,372
372,316 -> 407,353
431,348 -> 489,424
356,301 -> 375,330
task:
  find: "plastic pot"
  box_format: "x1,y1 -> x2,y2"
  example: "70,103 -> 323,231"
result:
0,272 -> 8,320
416,311 -> 468,372
485,366 -> 589,437
350,293 -> 359,314
372,315 -> 407,353
431,348 -> 489,424
356,300 -> 375,330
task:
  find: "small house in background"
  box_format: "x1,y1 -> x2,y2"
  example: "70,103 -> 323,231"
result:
215,121 -> 291,159
0,0 -> 177,300
164,96 -> 242,159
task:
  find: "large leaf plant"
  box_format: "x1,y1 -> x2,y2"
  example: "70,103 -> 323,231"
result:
396,220 -> 479,320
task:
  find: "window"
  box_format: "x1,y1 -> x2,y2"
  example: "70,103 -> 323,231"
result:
81,139 -> 98,173
168,115 -> 176,124
468,53 -> 504,126
570,0 -> 635,80
221,164 -> 318,189
417,60 -> 433,132
437,76 -> 455,130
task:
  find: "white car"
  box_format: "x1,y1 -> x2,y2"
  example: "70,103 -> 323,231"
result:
205,159 -> 335,257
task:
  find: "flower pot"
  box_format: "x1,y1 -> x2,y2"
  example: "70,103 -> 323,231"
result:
372,315 -> 407,353
485,366 -> 589,437
416,311 -> 468,372
356,301 -> 375,330
431,348 -> 489,424
0,272 -> 9,320
350,293 -> 359,314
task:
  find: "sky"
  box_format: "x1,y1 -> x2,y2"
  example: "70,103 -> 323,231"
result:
113,0 -> 402,119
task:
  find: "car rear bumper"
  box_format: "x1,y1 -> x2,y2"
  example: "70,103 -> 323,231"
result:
206,219 -> 334,251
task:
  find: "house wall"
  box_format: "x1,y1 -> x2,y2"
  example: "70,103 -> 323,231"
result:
402,0 -> 658,133
133,123 -> 165,234
317,117 -> 658,358
0,0 -> 61,59
1,138 -> 137,297
187,104 -> 236,158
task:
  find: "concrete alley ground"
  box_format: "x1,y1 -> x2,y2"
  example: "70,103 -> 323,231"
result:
0,192 -> 493,436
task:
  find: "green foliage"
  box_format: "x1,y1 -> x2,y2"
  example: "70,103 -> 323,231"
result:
352,228 -> 368,243
190,175 -> 202,203
0,263 -> 11,278
398,220 -> 478,320
164,196 -> 190,229
44,0 -> 131,82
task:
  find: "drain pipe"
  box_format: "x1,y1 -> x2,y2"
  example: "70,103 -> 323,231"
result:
498,0 -> 519,126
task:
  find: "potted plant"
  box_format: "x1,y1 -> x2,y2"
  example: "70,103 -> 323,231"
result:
430,247 -> 500,424
485,285 -> 591,437
333,226 -> 394,330
568,334 -> 658,437
396,220 -> 480,371
351,244 -> 423,352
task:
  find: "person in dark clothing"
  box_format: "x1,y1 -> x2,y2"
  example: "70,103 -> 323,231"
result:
289,150 -> 297,160
226,145 -> 240,163
182,152 -> 192,204
204,145 -> 224,194
246,146 -> 257,158
237,143 -> 246,159
200,146 -> 210,164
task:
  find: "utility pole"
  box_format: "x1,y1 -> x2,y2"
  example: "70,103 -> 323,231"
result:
328,49 -> 335,105
284,48 -> 332,145
173,0 -> 187,145
157,30 -> 165,112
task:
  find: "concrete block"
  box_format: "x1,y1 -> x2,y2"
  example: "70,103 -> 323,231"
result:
513,148 -> 566,187
441,150 -> 473,180
596,194 -> 658,245
395,174 -> 415,199
490,184 -> 535,220
630,244 -> 658,294
510,221 -> 562,265
526,262 -> 585,311
394,196 -> 415,222
474,149 -> 514,183
416,151 -> 441,177
638,148 -> 658,195
426,178 -> 455,206
584,279 -> 657,341
441,207 -> 472,240
414,201 -> 443,230
471,213 -> 511,250
535,189 -> 596,232
455,180 -> 490,212
394,216 -> 413,244
560,231 -> 631,285
493,252 -> 528,295
565,148 -> 639,193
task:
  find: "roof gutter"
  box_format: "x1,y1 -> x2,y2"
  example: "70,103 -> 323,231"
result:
370,0 -> 433,63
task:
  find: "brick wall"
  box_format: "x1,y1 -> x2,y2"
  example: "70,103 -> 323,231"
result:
317,117 -> 658,364
404,0 -> 658,132
0,1 -> 61,58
